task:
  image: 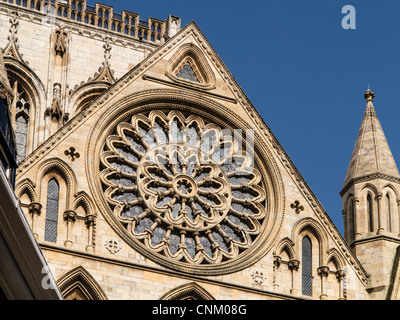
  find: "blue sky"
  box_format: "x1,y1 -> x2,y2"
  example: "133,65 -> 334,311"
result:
95,1 -> 400,234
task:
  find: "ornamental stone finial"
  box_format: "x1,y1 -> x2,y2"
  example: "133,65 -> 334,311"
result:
364,88 -> 375,102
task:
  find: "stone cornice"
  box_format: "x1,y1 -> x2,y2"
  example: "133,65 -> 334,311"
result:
350,234 -> 400,248
340,173 -> 400,196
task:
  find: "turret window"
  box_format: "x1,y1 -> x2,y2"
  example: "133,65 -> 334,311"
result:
349,198 -> 355,242
367,194 -> 373,232
386,194 -> 391,232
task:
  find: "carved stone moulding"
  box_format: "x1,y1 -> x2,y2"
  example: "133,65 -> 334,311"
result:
87,89 -> 284,275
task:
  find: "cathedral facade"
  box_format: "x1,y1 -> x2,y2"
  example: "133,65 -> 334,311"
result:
0,0 -> 399,300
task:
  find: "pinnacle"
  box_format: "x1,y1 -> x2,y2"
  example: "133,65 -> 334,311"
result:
343,90 -> 400,188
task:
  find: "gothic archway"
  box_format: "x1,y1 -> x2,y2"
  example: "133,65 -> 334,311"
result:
160,282 -> 215,300
57,266 -> 107,300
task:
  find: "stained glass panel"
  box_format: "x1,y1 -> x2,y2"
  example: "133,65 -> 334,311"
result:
176,62 -> 200,83
15,115 -> 28,164
99,110 -> 271,272
45,179 -> 59,243
302,236 -> 312,296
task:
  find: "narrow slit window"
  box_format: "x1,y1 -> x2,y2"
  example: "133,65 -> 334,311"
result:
302,236 -> 312,296
367,194 -> 373,232
45,178 -> 59,242
349,199 -> 355,241
386,194 -> 391,232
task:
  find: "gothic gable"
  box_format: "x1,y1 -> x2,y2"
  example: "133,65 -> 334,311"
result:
14,20 -> 369,299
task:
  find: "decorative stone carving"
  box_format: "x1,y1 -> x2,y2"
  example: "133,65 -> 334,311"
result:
28,202 -> 42,240
317,266 -> 330,278
46,83 -> 63,121
3,12 -> 28,64
96,107 -> 277,275
28,202 -> 42,216
290,200 -> 304,214
63,210 -> 77,223
85,214 -> 96,228
64,147 -> 80,161
105,239 -> 121,254
336,269 -> 346,281
251,270 -> 265,285
103,37 -> 112,63
273,255 -> 282,268
288,259 -> 300,271
8,12 -> 19,44
54,27 -> 68,57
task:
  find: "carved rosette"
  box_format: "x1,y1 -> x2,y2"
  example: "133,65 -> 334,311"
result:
100,110 -> 267,266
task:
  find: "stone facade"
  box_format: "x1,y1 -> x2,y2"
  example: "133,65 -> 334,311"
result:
2,0 -> 399,300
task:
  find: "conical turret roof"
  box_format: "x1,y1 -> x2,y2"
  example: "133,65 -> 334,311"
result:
343,89 -> 400,189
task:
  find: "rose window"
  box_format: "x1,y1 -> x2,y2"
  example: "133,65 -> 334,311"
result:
100,110 -> 268,268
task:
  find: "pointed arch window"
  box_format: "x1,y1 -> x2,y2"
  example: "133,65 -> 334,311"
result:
58,267 -> 108,300
45,178 -> 59,242
367,194 -> 373,232
302,236 -> 312,296
386,193 -> 391,232
165,43 -> 216,90
176,61 -> 200,83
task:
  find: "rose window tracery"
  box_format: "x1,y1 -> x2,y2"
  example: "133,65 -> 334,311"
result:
100,109 -> 269,267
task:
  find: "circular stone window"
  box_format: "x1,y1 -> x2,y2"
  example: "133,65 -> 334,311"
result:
94,102 -> 283,275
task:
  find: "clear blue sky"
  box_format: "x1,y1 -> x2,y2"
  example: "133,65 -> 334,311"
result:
93,1 -> 400,234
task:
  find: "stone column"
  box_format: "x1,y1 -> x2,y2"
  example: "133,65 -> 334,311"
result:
377,193 -> 384,234
317,266 -> 330,300
336,270 -> 346,300
28,202 -> 42,240
288,259 -> 300,296
354,197 -> 361,239
63,210 -> 77,248
397,200 -> 400,238
85,214 -> 96,253
272,256 -> 281,292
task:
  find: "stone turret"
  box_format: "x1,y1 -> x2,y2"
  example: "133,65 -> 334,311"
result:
341,89 -> 400,299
